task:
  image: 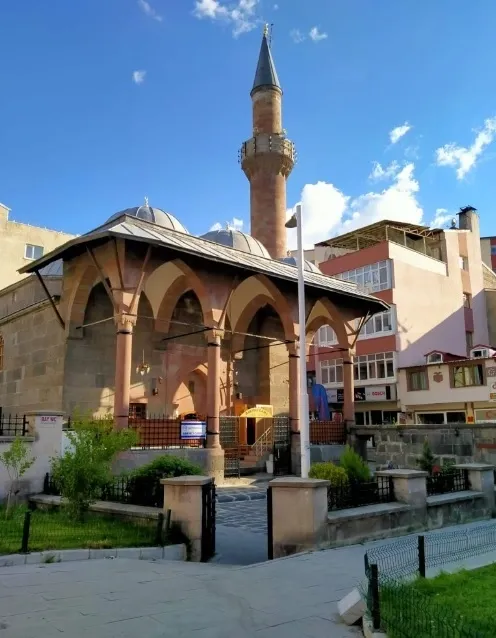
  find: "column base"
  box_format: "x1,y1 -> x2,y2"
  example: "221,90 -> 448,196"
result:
291,433 -> 302,477
203,447 -> 225,485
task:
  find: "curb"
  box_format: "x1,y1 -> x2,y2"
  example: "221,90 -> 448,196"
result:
0,543 -> 186,568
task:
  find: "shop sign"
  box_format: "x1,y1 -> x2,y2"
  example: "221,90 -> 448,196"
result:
326,385 -> 395,403
180,420 -> 206,440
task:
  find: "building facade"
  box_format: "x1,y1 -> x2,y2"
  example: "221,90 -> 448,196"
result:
311,207 -> 492,425
480,235 -> 496,272
0,203 -> 75,290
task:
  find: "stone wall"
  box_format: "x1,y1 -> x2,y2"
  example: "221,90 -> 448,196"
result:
354,424 -> 496,469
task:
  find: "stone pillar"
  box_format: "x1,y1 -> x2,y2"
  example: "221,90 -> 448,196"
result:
270,477 -> 330,558
288,350 -> 301,476
114,314 -> 135,429
161,476 -> 212,562
455,463 -> 495,514
205,330 -> 225,483
375,469 -> 428,508
24,411 -> 64,496
342,349 -> 355,427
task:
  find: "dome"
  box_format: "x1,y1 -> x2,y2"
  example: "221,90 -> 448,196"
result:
107,203 -> 188,234
200,228 -> 270,258
279,255 -> 321,273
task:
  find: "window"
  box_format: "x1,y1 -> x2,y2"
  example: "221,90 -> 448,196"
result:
427,352 -> 443,364
491,245 -> 496,255
0,334 -> 3,370
334,260 -> 391,293
318,325 -> 337,346
320,358 -> 343,384
416,411 -> 466,425
359,309 -> 393,338
353,352 -> 395,382
24,244 -> 44,260
407,368 -> 428,391
451,363 -> 484,388
463,293 -> 471,308
466,331 -> 473,352
459,256 -> 469,271
129,403 -> 147,418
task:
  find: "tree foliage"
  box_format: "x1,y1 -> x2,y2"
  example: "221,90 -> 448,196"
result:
0,437 -> 35,517
51,415 -> 136,520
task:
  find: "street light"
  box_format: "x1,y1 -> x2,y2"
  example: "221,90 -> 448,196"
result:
285,203 -> 311,478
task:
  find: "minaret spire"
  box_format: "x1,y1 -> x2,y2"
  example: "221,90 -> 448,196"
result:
239,25 -> 295,260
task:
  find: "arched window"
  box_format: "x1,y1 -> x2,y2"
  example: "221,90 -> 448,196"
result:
0,335 -> 4,370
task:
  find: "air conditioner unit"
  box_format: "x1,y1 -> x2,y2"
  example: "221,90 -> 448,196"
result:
472,349 -> 488,359
427,352 -> 443,364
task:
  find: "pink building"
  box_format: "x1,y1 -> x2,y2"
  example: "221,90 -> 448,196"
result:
311,207 -> 491,426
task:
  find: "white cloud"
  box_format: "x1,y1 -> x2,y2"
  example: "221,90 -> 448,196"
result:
435,117 -> 496,180
290,29 -> 305,43
138,0 -> 162,21
132,70 -> 147,84
209,218 -> 244,232
287,162 -> 423,249
430,208 -> 453,229
369,161 -> 399,181
273,3 -> 279,9
389,122 -> 411,145
193,0 -> 259,36
309,26 -> 327,42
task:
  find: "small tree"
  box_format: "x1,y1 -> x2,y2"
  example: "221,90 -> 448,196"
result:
50,414 -> 136,520
0,437 -> 35,517
417,439 -> 436,475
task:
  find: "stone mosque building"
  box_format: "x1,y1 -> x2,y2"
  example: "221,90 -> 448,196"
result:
0,29 -> 386,474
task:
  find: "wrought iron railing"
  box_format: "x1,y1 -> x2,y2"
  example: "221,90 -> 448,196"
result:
0,414 -> 28,437
128,417 -> 206,450
426,469 -> 469,496
309,420 -> 346,445
327,476 -> 395,511
252,427 -> 272,459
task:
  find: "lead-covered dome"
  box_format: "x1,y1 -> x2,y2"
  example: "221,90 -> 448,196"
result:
279,255 -> 321,273
107,203 -> 188,234
200,228 -> 270,258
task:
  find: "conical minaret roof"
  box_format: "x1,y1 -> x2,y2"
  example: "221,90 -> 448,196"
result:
251,27 -> 281,96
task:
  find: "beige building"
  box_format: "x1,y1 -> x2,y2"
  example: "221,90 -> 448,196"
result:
0,202 -> 75,290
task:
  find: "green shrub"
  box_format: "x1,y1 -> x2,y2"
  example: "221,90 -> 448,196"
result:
417,439 -> 436,475
339,445 -> 371,483
51,414 -> 137,520
126,456 -> 203,507
308,462 -> 348,485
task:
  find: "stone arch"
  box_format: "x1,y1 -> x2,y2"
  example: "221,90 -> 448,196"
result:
229,275 -> 296,353
150,259 -> 214,334
65,263 -> 99,330
306,297 -> 351,355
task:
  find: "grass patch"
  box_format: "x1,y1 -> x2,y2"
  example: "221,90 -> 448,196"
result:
381,566 -> 496,637
0,507 -> 161,555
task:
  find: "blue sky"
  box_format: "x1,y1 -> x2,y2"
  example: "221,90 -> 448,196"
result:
1,0 -> 496,247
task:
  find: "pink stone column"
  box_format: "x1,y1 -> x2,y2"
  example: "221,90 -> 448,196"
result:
114,315 -> 135,430
206,330 -> 221,449
342,349 -> 355,426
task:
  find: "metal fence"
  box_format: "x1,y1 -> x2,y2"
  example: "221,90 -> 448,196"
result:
0,413 -> 28,437
309,420 -> 346,445
364,522 -> 496,636
327,476 -> 394,511
426,468 -> 469,496
128,417 -> 206,449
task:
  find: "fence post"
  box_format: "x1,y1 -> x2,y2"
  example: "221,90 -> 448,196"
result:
155,512 -> 165,546
364,552 -> 369,575
370,563 -> 381,631
267,486 -> 273,560
21,511 -> 31,554
418,534 -> 426,578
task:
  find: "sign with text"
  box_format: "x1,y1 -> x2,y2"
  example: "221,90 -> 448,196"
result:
180,420 -> 207,440
35,414 -> 63,429
326,385 -> 395,403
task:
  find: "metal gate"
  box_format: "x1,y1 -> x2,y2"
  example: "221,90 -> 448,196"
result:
273,417 -> 291,476
267,485 -> 273,560
219,416 -> 240,478
201,479 -> 216,562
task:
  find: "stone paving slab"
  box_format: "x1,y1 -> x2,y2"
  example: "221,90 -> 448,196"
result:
216,499 -> 267,534
216,487 -> 267,503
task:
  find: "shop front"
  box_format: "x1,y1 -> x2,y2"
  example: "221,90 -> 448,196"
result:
326,384 -> 399,424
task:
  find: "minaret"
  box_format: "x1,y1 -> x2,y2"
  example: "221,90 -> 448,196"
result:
240,25 -> 295,260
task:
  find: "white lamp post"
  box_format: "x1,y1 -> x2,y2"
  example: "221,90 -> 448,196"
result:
285,203 -> 311,478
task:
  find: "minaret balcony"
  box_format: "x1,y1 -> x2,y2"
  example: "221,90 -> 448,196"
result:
239,134 -> 296,165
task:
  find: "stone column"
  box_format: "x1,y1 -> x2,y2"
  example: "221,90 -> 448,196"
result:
270,477 -> 330,558
161,476 -> 213,562
205,330 -> 225,483
288,350 -> 301,476
375,469 -> 428,507
455,463 -> 495,515
24,411 -> 64,496
342,349 -> 355,427
114,314 -> 136,429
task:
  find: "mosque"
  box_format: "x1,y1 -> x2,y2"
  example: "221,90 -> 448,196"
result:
5,28 -> 386,477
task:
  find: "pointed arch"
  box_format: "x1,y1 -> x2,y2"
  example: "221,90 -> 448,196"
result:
306,297 -> 353,354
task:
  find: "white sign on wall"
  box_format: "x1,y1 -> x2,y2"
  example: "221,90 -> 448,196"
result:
180,420 -> 206,440
35,415 -> 63,429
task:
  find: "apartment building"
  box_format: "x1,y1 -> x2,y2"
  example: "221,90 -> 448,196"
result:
311,206 -> 492,426
480,236 -> 496,272
0,202 -> 75,290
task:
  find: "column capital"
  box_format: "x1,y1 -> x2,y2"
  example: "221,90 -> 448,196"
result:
207,328 -> 223,345
114,313 -> 137,332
